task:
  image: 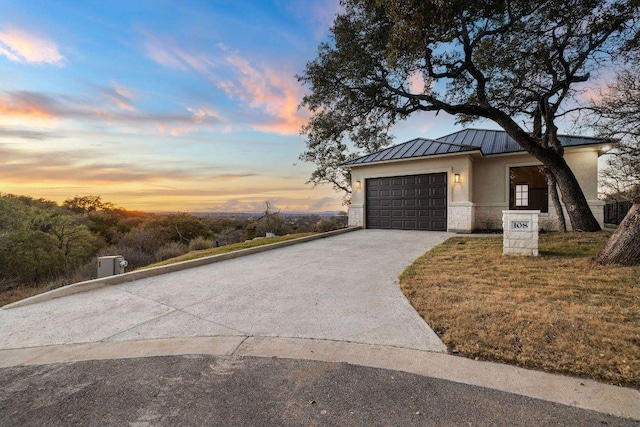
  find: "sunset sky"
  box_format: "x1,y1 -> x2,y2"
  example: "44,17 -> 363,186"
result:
1,1 -> 486,212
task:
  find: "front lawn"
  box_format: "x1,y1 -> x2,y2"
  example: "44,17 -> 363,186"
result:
400,232 -> 640,389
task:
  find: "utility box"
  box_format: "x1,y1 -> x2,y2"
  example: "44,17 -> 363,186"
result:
97,255 -> 128,278
502,210 -> 540,256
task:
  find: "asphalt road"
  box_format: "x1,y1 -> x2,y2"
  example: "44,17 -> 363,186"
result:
2,355 -> 637,427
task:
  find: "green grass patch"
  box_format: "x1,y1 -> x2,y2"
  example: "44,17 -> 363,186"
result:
143,232 -> 316,268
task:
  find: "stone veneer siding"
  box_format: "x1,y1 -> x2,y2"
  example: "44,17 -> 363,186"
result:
475,201 -> 604,232
447,204 -> 474,233
348,204 -> 364,227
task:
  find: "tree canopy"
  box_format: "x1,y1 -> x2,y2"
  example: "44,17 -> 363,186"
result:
299,0 -> 640,230
590,59 -> 640,200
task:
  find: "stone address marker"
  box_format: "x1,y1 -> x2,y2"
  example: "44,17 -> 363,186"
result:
502,210 -> 540,256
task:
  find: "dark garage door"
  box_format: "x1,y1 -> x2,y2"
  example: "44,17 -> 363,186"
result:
366,173 -> 447,231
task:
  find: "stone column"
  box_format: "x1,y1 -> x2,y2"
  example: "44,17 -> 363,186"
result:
502,210 -> 540,256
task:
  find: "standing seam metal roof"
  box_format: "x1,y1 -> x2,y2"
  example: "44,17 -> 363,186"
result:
343,129 -> 609,166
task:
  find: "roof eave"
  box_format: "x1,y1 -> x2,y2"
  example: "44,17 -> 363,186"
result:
342,150 -> 480,168
343,140 -> 614,168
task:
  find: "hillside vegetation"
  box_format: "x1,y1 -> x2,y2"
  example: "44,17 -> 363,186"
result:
0,194 -> 346,305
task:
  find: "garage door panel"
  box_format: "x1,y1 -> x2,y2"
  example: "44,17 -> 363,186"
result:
404,220 -> 417,228
432,209 -> 447,218
391,219 -> 404,228
431,187 -> 447,196
430,174 -> 446,184
366,173 -> 447,231
378,219 -> 391,228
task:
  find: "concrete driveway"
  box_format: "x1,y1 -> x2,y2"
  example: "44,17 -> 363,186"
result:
3,229 -> 638,423
0,230 -> 451,352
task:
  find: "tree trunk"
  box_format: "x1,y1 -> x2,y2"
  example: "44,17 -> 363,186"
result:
493,114 -> 601,232
543,167 -> 567,232
596,199 -> 640,266
549,160 -> 602,232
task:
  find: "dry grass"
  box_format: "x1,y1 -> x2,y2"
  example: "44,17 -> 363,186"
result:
0,287 -> 46,307
400,232 -> 640,388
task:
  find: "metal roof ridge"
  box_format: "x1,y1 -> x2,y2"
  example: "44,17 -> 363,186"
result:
441,128 -> 609,141
435,140 -> 478,149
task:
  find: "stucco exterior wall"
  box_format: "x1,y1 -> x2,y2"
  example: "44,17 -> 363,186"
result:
472,147 -> 603,231
347,146 -> 603,232
348,155 -> 474,232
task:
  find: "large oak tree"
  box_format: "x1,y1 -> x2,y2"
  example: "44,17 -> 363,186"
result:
299,0 -> 640,231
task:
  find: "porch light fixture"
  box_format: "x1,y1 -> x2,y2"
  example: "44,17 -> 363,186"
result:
355,180 -> 362,189
454,173 -> 460,183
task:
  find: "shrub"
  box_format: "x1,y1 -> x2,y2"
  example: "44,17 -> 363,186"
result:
154,242 -> 188,262
215,228 -> 246,246
188,236 -> 213,251
314,218 -> 340,233
116,227 -> 168,255
245,222 -> 258,240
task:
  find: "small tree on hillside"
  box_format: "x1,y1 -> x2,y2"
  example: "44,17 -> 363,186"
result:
255,201 -> 290,236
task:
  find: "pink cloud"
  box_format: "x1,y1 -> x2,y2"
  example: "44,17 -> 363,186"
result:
0,91 -> 60,127
100,83 -> 136,111
408,72 -> 428,94
218,52 -> 308,134
0,28 -> 65,65
143,34 -> 217,74
144,36 -> 308,135
0,89 -> 228,139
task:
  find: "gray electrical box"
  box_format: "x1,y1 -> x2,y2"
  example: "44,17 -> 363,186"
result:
97,255 -> 128,278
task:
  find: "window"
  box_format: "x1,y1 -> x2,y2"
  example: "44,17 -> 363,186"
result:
515,184 -> 529,207
509,166 -> 548,212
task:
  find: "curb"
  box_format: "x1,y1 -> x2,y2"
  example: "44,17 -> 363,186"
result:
2,227 -> 360,310
1,336 -> 638,421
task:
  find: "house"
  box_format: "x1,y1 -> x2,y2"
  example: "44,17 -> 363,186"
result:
343,129 -> 610,232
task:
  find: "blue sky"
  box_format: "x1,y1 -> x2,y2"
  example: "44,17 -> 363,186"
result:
0,0 -> 464,212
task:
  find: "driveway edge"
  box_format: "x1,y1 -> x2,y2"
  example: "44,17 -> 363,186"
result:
2,227 -> 360,310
